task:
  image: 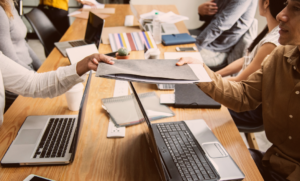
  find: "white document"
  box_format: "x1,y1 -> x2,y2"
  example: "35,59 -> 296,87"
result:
164,52 -> 211,82
146,110 -> 174,118
68,11 -> 81,17
82,0 -> 105,9
66,44 -> 99,73
157,12 -> 189,24
160,94 -> 175,104
140,9 -> 165,20
164,52 -> 203,61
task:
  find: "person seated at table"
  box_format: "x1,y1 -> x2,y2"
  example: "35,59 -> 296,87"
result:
176,0 -> 300,180
216,0 -> 284,82
216,0 -> 285,135
0,0 -> 44,111
194,0 -> 257,68
38,0 -> 96,36
0,52 -> 114,125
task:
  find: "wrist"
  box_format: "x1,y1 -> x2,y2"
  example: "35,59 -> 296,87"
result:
76,58 -> 90,76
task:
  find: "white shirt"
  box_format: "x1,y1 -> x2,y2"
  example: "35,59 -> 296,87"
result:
0,51 -> 85,125
239,25 -> 281,74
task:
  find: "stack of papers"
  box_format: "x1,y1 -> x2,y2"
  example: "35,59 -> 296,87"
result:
68,8 -> 115,20
139,9 -> 189,25
66,44 -> 99,73
96,59 -> 212,84
164,52 -> 203,61
82,0 -> 105,9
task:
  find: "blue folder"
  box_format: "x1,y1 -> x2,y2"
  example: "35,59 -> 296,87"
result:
162,33 -> 196,46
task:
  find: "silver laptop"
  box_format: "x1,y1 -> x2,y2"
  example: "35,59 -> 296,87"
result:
129,82 -> 245,181
1,71 -> 93,167
55,12 -> 104,57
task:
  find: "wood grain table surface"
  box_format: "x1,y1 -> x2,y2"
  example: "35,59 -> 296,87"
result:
0,4 -> 263,181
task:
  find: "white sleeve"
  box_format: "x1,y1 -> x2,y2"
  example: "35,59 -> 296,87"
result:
0,52 -> 85,98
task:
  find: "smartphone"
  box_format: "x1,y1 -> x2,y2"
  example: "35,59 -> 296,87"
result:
23,174 -> 54,181
105,51 -> 117,57
176,47 -> 197,52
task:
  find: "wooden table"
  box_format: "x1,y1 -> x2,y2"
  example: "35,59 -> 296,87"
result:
0,5 -> 263,181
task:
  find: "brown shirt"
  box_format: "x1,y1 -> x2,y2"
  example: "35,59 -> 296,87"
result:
197,45 -> 300,181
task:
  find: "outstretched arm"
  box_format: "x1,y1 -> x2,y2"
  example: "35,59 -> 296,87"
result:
0,52 -> 114,98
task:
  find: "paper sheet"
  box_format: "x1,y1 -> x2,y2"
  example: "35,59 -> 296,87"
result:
82,0 -> 105,9
66,44 -> 99,73
157,12 -> 189,24
140,9 -> 166,20
68,10 -> 111,20
164,52 -> 203,61
82,8 -> 115,14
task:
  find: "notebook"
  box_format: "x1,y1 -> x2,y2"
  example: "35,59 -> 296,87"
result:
174,84 -> 221,108
108,31 -> 157,52
102,92 -> 174,127
162,33 -> 196,46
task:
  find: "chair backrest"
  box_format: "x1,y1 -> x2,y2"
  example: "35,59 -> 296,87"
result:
24,8 -> 62,57
226,19 -> 258,65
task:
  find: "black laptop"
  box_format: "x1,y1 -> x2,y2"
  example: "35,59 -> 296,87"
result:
129,82 -> 245,181
55,12 -> 104,57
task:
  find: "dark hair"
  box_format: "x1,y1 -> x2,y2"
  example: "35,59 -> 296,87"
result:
248,0 -> 286,52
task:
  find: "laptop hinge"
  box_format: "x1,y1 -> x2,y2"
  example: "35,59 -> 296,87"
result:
159,150 -> 172,181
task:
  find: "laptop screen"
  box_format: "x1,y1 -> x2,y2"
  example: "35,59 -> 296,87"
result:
84,12 -> 105,48
70,71 -> 93,162
128,82 -> 166,179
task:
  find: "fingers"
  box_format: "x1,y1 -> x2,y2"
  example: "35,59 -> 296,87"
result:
95,54 -> 115,65
176,58 -> 188,66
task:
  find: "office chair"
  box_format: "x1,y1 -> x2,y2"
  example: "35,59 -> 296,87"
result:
237,123 -> 264,150
24,8 -> 62,57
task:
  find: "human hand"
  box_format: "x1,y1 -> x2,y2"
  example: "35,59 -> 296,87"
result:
76,53 -> 115,76
176,57 -> 203,66
198,0 -> 218,16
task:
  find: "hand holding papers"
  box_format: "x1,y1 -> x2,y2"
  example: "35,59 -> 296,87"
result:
96,59 -> 212,84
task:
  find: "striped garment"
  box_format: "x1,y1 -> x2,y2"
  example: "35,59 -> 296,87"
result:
109,31 -> 157,51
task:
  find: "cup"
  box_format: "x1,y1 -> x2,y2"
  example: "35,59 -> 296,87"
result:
65,83 -> 84,111
145,48 -> 161,59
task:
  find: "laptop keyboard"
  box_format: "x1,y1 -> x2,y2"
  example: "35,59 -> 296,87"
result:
33,118 -> 75,159
157,84 -> 175,90
69,40 -> 86,47
157,123 -> 218,181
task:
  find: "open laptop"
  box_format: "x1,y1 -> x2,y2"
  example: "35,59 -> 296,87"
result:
1,71 -> 93,167
129,82 -> 245,181
55,12 -> 105,57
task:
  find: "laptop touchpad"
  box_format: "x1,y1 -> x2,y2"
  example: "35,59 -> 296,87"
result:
13,129 -> 42,145
202,143 -> 228,158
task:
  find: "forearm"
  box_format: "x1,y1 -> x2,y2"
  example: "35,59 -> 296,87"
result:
216,57 -> 244,77
197,64 -> 262,112
0,52 -> 84,98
